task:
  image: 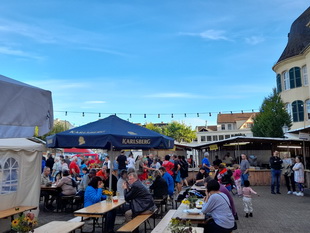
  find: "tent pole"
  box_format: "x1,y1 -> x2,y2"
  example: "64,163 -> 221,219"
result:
109,143 -> 113,192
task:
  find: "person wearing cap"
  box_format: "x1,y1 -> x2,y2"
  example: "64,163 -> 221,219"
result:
202,152 -> 211,175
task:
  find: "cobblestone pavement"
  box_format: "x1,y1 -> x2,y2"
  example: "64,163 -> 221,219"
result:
37,186 -> 310,233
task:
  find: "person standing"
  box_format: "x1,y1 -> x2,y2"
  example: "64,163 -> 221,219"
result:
282,153 -> 296,194
117,150 -> 127,174
127,153 -> 135,169
242,180 -> 259,218
187,155 -> 196,168
202,152 -> 211,175
292,156 -> 305,196
240,154 -> 250,186
46,153 -> 55,171
270,151 -> 283,194
233,164 -> 242,197
69,156 -> 80,179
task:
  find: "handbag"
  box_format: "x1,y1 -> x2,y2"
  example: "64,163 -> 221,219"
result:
218,194 -> 238,230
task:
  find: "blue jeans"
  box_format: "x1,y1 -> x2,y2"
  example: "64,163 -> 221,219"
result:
271,169 -> 282,193
241,173 -> 249,186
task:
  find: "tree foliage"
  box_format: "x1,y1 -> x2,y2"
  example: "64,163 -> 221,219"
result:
144,121 -> 196,143
144,123 -> 164,134
35,120 -> 70,141
251,88 -> 292,137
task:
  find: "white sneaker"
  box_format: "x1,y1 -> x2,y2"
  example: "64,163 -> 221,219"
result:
287,191 -> 292,194
297,192 -> 304,196
293,192 -> 298,195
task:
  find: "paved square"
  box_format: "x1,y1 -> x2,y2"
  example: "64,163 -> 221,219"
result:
37,186 -> 310,233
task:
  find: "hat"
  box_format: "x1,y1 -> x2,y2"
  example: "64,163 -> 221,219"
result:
204,152 -> 209,157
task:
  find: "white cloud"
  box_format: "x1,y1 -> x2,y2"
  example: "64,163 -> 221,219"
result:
84,101 -> 106,104
245,36 -> 265,45
180,29 -> 230,41
0,46 -> 44,60
0,18 -> 129,57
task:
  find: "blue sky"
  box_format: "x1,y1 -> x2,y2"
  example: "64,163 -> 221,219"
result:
0,1 -> 309,128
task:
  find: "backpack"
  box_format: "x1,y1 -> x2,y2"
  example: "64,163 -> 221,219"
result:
71,178 -> 77,188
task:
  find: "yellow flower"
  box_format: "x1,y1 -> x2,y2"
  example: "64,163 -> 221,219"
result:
182,199 -> 190,205
103,189 -> 113,196
12,219 -> 19,227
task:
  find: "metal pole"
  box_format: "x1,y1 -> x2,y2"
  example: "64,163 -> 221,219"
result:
303,140 -> 307,169
109,143 -> 113,192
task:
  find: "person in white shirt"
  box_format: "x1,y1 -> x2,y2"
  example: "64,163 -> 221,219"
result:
127,153 -> 135,169
117,170 -> 128,198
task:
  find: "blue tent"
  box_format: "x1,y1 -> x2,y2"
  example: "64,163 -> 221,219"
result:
46,115 -> 174,149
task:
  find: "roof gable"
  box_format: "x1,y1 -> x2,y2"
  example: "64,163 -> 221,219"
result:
217,113 -> 257,123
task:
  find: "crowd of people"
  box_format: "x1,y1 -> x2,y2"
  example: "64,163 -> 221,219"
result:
40,150 -> 306,233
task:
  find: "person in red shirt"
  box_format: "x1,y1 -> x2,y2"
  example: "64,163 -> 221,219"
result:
86,156 -> 95,167
96,166 -> 108,181
69,157 -> 80,178
162,155 -> 174,176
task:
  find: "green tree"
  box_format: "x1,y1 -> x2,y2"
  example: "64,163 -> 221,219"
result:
144,123 -> 164,134
251,88 -> 292,137
35,120 -> 70,141
163,121 -> 196,143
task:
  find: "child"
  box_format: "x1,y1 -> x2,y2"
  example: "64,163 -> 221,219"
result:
233,164 -> 242,197
242,180 -> 258,217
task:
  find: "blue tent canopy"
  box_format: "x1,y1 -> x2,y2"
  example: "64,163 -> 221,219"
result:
46,115 -> 174,149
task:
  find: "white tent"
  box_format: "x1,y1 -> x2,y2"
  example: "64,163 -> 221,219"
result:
0,75 -> 53,138
0,138 -> 45,232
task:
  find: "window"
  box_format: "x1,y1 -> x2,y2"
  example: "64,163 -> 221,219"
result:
0,158 -> 19,194
283,71 -> 290,90
212,135 -> 218,141
292,100 -> 304,122
227,124 -> 232,130
276,74 -> 282,92
207,136 -> 212,141
306,100 -> 310,120
201,136 -> 206,142
303,65 -> 308,86
246,123 -> 252,128
221,124 -> 225,130
286,103 -> 292,120
219,135 -> 224,140
289,67 -> 302,89
225,135 -> 230,139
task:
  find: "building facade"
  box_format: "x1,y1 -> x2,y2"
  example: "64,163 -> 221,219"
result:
273,7 -> 310,130
196,112 -> 257,143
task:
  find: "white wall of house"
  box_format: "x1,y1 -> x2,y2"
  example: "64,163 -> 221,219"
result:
273,51 -> 310,130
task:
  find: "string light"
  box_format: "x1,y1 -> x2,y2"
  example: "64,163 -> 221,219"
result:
55,109 -> 259,119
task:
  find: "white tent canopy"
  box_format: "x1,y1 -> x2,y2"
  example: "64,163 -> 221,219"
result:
0,75 -> 53,138
0,138 -> 45,231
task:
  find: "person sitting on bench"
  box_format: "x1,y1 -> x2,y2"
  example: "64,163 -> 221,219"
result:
123,172 -> 156,222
